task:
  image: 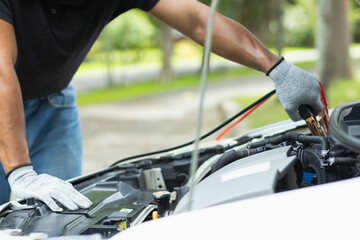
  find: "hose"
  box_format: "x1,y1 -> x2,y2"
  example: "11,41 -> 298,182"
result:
210,132 -> 330,174
249,132 -> 329,156
333,157 -> 360,166
210,147 -> 265,173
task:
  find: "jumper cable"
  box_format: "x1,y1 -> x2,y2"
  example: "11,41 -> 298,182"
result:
299,81 -> 329,137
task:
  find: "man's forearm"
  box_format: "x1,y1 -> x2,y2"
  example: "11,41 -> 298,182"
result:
0,19 -> 30,173
150,0 -> 280,73
0,66 -> 30,173
191,10 -> 280,73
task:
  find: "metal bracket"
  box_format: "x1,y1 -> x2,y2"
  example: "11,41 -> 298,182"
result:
142,168 -> 167,191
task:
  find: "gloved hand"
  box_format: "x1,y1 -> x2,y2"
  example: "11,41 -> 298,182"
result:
268,58 -> 323,121
7,165 -> 92,212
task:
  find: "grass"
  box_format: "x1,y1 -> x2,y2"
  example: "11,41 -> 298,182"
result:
76,42 -> 331,76
76,66 -> 260,107
234,79 -> 360,129
79,48 -> 163,73
77,47 -> 313,76
327,79 -> 360,107
77,42 -> 359,111
76,58 -> 318,107
78,40 -> 204,74
234,96 -> 289,129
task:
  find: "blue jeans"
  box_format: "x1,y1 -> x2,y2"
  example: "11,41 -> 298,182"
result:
0,85 -> 82,204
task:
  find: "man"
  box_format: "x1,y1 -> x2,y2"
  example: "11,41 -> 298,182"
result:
0,0 -> 322,211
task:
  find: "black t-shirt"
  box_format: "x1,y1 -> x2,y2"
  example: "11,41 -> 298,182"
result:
0,0 -> 159,100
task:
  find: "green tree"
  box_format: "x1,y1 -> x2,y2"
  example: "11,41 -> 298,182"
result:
87,10 -> 157,86
201,0 -> 287,54
283,0 -> 317,47
107,10 -> 157,51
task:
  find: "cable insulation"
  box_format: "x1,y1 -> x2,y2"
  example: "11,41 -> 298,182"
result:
215,95 -> 273,140
109,89 -> 276,167
187,0 -> 220,212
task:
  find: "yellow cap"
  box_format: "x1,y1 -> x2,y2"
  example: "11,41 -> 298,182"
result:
152,211 -> 159,220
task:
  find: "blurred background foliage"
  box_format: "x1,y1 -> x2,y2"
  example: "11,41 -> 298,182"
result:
78,0 -> 360,127
87,10 -> 157,63
283,0 -> 317,47
83,0 -> 360,71
89,0 -> 360,49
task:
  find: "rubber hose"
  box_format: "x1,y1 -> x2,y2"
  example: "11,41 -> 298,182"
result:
334,157 -> 360,166
211,147 -> 265,173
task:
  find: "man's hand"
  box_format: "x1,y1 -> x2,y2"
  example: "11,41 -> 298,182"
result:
268,59 -> 323,121
0,18 -> 91,212
8,165 -> 92,212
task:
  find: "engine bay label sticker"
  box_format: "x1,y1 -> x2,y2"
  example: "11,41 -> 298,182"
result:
120,208 -> 133,213
221,162 -> 270,182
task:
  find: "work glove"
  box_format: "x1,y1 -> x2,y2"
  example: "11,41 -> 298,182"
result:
7,165 -> 92,212
267,58 -> 323,121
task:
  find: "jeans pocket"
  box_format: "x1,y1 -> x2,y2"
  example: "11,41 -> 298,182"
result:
47,84 -> 76,108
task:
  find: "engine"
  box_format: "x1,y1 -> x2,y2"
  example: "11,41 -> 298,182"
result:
0,101 -> 359,239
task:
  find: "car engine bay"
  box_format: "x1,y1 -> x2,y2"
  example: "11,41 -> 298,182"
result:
1,100 -> 360,239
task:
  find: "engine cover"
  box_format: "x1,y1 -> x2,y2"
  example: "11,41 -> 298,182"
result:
175,147 -> 298,213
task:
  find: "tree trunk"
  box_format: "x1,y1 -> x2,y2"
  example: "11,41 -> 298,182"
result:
275,0 -> 285,56
104,39 -> 114,87
100,31 -> 114,87
159,22 -> 175,82
316,0 -> 352,91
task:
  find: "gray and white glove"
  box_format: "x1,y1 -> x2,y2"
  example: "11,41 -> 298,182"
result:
268,58 -> 323,121
7,165 -> 92,212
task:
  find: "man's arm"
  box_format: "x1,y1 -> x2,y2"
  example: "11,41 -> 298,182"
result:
0,19 -> 92,211
149,0 -> 323,121
0,19 -> 30,173
149,0 -> 279,73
